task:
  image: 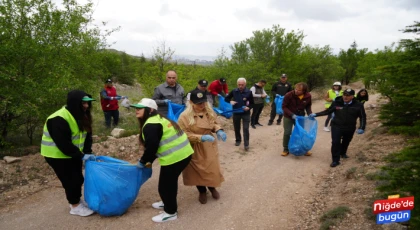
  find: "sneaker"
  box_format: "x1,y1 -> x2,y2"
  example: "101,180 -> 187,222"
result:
256,123 -> 263,127
152,201 -> 164,209
330,162 -> 340,167
152,211 -> 178,223
323,127 -> 330,132
276,121 -> 281,125
235,142 -> 241,146
245,146 -> 249,151
268,121 -> 273,126
251,124 -> 256,129
304,151 -> 312,156
69,202 -> 94,217
341,154 -> 349,159
281,151 -> 289,156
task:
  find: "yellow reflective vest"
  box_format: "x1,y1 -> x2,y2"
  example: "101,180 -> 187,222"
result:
325,89 -> 343,108
143,115 -> 193,166
41,107 -> 86,159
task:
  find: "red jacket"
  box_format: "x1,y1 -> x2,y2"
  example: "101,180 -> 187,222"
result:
100,86 -> 119,111
282,91 -> 312,119
208,80 -> 229,96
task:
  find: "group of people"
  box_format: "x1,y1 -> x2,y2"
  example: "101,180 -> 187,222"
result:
40,70 -> 369,223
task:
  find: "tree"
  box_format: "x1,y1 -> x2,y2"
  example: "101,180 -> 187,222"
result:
153,40 -> 175,74
296,45 -> 344,90
375,22 -> 420,228
338,41 -> 367,84
0,0 -> 115,145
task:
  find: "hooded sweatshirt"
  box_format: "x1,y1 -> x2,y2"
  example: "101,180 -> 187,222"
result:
45,90 -> 93,158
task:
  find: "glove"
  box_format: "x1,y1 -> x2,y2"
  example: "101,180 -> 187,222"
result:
115,96 -> 122,100
356,129 -> 364,134
82,154 -> 95,161
216,130 -> 227,142
309,113 -> 316,118
136,162 -> 145,168
292,115 -> 297,119
201,134 -> 215,142
164,99 -> 171,104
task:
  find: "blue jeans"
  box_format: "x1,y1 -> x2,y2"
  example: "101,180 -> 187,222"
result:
103,110 -> 119,128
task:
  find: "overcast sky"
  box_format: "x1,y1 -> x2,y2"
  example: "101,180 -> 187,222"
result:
68,0 -> 419,60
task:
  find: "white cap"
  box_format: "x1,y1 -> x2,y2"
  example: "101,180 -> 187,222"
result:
130,98 -> 158,110
333,82 -> 341,86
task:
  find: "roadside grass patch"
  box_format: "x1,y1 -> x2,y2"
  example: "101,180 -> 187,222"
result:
319,206 -> 351,230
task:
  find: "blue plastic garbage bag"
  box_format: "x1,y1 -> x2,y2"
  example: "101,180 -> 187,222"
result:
84,156 -> 152,216
265,95 -> 270,103
217,94 -> 234,118
167,102 -> 185,122
275,95 -> 284,114
288,117 -> 318,156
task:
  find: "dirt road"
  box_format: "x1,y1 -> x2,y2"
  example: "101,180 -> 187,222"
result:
0,95 -> 345,230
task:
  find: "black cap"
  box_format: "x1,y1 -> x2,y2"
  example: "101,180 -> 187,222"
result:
281,74 -> 287,78
105,79 -> 112,83
198,79 -> 208,87
343,88 -> 355,96
190,89 -> 208,104
220,78 -> 226,83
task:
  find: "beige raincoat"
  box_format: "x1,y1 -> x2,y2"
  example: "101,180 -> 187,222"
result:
178,111 -> 224,187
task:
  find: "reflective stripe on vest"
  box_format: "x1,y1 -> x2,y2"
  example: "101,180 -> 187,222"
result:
143,115 -> 193,166
40,106 -> 87,159
325,89 -> 343,108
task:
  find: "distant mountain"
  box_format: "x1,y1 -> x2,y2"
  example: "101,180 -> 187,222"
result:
105,49 -> 215,65
172,55 -> 215,66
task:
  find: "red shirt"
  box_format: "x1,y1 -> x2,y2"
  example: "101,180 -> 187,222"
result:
208,80 -> 228,96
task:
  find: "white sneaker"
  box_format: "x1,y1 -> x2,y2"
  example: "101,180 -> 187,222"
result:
152,201 -> 164,209
323,127 -> 330,132
152,211 -> 177,223
69,202 -> 95,217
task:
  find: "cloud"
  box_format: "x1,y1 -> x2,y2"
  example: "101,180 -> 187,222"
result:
269,0 -> 357,21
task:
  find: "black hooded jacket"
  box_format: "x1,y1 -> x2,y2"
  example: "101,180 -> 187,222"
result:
315,96 -> 366,130
46,90 -> 93,158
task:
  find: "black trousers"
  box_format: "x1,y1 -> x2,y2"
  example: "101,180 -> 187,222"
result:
269,102 -> 283,123
331,126 -> 356,163
45,157 -> 84,205
232,112 -> 250,147
251,103 -> 264,125
196,186 -> 215,193
159,155 -> 192,214
325,113 -> 333,127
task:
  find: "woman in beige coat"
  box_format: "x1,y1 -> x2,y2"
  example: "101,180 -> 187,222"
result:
178,89 -> 227,204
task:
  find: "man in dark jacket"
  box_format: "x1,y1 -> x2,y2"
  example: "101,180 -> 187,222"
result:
310,88 -> 366,167
281,82 -> 312,156
268,74 -> 293,125
225,78 -> 254,151
186,79 -> 213,105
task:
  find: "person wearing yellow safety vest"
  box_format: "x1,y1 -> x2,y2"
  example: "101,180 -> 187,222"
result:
131,98 -> 193,223
41,90 -> 96,217
323,82 -> 343,132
